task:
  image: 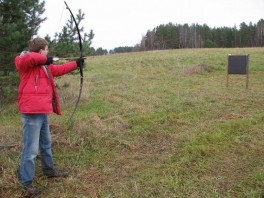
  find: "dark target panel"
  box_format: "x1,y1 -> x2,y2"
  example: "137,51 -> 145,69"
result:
226,54 -> 249,88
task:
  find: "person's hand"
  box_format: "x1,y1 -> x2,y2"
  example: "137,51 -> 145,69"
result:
76,57 -> 84,68
45,56 -> 53,65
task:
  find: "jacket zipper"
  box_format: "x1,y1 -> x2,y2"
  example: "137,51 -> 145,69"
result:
34,74 -> 39,91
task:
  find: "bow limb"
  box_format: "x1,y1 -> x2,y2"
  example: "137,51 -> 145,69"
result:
64,1 -> 84,123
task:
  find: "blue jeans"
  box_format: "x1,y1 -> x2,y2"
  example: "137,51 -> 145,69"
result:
19,114 -> 55,187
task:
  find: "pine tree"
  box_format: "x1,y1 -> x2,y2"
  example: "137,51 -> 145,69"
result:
0,0 -> 46,74
48,9 -> 94,57
0,0 -> 46,103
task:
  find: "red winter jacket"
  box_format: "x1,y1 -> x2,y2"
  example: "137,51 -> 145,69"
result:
15,51 -> 78,115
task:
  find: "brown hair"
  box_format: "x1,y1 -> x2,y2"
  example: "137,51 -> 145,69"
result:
28,37 -> 48,52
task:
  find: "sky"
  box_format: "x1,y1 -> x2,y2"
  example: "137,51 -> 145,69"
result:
38,0 -> 264,51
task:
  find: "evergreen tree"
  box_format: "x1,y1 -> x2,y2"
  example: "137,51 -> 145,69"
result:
95,47 -> 108,55
240,22 -> 251,47
0,0 -> 46,74
0,0 -> 45,103
256,19 -> 264,46
113,46 -> 133,53
48,9 -> 94,58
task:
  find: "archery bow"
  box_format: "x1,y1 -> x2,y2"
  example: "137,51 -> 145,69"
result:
64,1 -> 84,123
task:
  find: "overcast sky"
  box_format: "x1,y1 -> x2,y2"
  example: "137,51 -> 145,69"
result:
38,0 -> 264,50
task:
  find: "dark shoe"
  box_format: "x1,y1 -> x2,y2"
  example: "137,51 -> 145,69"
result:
46,171 -> 68,178
24,185 -> 41,196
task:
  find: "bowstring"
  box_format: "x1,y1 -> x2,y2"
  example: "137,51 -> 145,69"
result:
57,4 -> 65,35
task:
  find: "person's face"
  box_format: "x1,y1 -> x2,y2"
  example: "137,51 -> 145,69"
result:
40,45 -> 48,55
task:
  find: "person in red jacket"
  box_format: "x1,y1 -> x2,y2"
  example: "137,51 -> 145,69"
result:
15,37 -> 84,196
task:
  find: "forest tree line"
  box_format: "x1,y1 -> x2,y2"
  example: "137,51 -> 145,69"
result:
134,20 -> 264,51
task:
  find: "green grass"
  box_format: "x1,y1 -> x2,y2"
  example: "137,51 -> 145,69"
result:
1,48 -> 264,197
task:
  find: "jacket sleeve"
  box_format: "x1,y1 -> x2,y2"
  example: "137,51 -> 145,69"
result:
49,61 -> 78,77
15,52 -> 47,73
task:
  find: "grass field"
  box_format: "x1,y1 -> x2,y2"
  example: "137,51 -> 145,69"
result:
1,48 -> 264,197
